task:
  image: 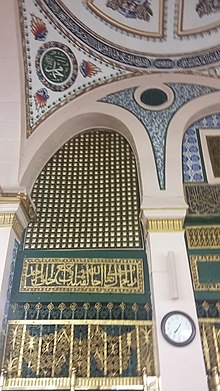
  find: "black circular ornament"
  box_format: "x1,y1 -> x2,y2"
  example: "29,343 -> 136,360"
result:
161,311 -> 196,347
140,88 -> 168,106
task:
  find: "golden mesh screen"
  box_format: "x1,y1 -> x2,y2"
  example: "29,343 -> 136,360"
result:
24,130 -> 142,249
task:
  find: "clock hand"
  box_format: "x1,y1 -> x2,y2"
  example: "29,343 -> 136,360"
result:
174,324 -> 181,334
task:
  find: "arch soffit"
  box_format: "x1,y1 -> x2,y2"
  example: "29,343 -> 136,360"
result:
20,108 -> 158,200
20,73 -> 220,206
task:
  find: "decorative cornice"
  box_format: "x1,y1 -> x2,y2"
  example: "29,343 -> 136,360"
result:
146,218 -> 184,232
0,213 -> 23,240
0,191 -> 36,221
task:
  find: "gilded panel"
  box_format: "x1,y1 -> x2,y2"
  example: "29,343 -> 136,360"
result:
186,226 -> 220,249
20,258 -> 144,294
190,255 -> 220,291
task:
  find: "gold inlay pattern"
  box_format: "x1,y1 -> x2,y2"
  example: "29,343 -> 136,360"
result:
3,319 -> 156,387
190,255 -> 220,291
0,213 -> 23,240
146,219 -> 184,232
186,226 -> 220,249
24,130 -> 142,249
20,258 -> 144,293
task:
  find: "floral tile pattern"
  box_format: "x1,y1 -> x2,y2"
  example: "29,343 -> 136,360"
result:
183,113 -> 220,182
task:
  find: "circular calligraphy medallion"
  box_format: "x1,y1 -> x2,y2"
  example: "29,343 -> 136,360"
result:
36,41 -> 78,91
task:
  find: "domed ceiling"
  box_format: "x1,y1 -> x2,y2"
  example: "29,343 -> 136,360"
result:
19,0 -> 220,135
39,0 -> 220,70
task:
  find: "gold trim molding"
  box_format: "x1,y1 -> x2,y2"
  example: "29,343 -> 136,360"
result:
0,213 -> 23,240
190,255 -> 220,291
3,376 -> 159,390
147,219 -> 184,232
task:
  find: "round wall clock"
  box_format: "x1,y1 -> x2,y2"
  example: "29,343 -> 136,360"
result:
161,311 -> 196,346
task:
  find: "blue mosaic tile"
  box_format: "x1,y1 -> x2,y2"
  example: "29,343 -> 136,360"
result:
100,83 -> 216,189
183,113 -> 220,183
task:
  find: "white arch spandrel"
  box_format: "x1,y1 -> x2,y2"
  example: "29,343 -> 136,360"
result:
19,74 -> 220,209
19,79 -> 160,202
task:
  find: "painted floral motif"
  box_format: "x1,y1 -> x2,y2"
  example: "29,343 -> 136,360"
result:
31,14 -> 48,41
80,60 -> 101,77
196,0 -> 220,17
34,88 -> 49,110
106,0 -> 153,21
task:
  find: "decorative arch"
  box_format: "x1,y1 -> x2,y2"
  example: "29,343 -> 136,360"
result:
19,106 -> 158,200
19,74 -> 220,210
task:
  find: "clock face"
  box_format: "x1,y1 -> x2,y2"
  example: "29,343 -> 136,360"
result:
161,311 -> 196,346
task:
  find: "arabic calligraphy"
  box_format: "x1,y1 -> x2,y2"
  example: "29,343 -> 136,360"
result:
185,184 -> 220,215
20,258 -> 144,293
35,41 -> 78,91
42,49 -> 71,83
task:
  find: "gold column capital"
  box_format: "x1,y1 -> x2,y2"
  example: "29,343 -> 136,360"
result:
146,218 -> 184,232
0,191 -> 36,221
0,213 -> 23,240
0,191 -> 36,240
142,207 -> 186,232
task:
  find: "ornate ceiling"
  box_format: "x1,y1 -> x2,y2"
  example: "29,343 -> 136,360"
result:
39,0 -> 220,68
19,0 -> 220,134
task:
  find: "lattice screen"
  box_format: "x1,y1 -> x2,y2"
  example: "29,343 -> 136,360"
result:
24,129 -> 142,249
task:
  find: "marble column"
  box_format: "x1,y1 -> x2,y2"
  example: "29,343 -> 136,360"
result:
143,208 -> 208,391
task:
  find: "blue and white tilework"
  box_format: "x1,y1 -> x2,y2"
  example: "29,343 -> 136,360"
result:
183,113 -> 220,183
100,83 -> 216,189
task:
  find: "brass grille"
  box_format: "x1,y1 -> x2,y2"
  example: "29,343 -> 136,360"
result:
24,130 -> 142,249
200,319 -> 220,373
2,319 -> 157,390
